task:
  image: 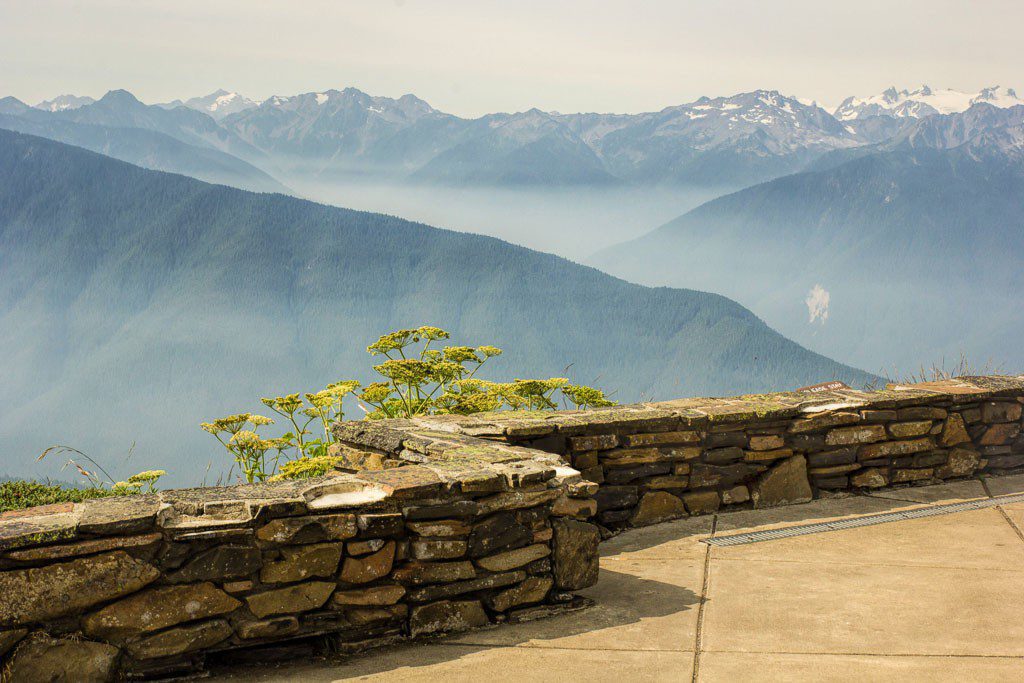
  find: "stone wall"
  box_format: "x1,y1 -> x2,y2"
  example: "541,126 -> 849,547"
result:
333,376 -> 1024,529
5,375 -> 1023,681
0,442 -> 599,681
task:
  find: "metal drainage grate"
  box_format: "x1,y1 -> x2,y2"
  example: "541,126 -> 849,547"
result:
704,492 -> 1024,547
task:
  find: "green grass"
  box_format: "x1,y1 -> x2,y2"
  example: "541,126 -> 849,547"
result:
0,480 -> 116,514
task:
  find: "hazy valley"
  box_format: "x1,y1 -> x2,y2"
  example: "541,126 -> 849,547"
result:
591,103 -> 1024,373
0,130 -> 874,484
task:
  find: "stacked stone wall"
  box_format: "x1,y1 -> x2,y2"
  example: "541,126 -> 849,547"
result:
512,397 -> 1022,527
333,376 -> 1024,531
0,446 -> 598,680
503,379 -> 1024,527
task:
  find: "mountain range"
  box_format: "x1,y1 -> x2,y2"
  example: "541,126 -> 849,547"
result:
590,103 -> 1024,374
213,87 -> 863,187
552,90 -> 857,187
0,129 -> 873,484
3,82 -> 1023,446
7,84 -> 1019,192
834,85 -> 1022,121
38,84 -> 1019,121
0,92 -> 286,193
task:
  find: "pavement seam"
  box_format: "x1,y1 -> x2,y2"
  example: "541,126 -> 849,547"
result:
698,648 -> 1024,659
690,513 -> 717,683
436,641 -> 696,653
977,476 -> 1024,543
979,475 -> 994,498
436,641 -> 1024,659
995,506 -> 1024,544
863,493 -> 943,505
711,495 -> 1024,548
709,556 -> 1024,573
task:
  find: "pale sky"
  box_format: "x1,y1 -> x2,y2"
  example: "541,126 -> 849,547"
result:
1,0 -> 1021,116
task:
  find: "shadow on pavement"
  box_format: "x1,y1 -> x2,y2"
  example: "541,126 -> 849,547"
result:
210,563 -> 699,681
208,475 -> 1024,681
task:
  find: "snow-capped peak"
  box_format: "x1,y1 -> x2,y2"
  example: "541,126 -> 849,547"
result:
670,90 -> 837,130
159,90 -> 260,119
33,94 -> 96,112
252,88 -> 438,124
834,85 -> 1023,121
973,86 -> 1021,108
208,91 -> 249,111
625,89 -> 857,154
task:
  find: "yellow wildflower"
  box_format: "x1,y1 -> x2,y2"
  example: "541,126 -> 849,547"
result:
127,470 -> 166,483
443,346 -> 480,363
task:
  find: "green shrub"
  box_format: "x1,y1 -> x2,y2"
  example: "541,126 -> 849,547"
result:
268,455 -> 343,482
203,325 -> 615,482
112,470 -> 166,495
0,479 -> 116,514
361,326 -> 613,418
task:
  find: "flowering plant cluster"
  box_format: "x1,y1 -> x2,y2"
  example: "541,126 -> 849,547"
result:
202,326 -> 614,483
360,326 -> 613,418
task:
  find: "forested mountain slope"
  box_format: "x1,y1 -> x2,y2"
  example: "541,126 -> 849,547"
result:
592,138 -> 1024,372
0,130 -> 872,483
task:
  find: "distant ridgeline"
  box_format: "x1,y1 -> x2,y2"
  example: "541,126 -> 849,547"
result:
2,376 -> 1023,680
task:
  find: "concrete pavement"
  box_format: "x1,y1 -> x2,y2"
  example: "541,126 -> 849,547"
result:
214,474 -> 1024,682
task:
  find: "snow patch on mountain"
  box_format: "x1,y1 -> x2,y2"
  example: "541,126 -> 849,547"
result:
806,284 -> 830,325
159,90 -> 260,119
975,86 -> 1023,108
834,85 -> 1021,121
34,94 -> 95,112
